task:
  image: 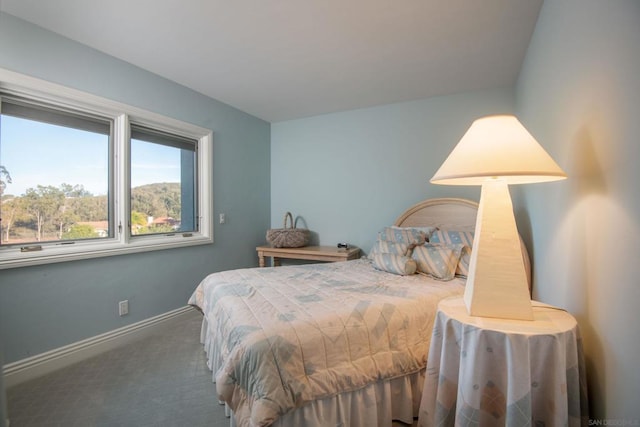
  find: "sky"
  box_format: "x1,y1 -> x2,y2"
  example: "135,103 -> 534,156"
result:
1,115 -> 181,197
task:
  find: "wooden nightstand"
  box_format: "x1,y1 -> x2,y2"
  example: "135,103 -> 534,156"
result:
256,245 -> 361,267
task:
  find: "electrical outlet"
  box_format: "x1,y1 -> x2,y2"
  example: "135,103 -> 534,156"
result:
119,300 -> 129,316
219,213 -> 226,224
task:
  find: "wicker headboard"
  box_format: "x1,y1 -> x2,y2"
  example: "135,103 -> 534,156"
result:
394,198 -> 478,230
393,198 -> 532,291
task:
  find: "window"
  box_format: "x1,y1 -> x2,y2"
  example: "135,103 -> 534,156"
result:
0,69 -> 213,269
0,97 -> 113,246
130,125 -> 197,237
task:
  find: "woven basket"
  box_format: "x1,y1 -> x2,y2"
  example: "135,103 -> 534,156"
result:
266,212 -> 310,248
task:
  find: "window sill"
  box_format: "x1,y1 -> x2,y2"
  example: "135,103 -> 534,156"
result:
0,233 -> 213,270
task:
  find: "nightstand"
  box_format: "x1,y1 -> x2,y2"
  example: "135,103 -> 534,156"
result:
256,245 -> 360,267
419,297 -> 588,426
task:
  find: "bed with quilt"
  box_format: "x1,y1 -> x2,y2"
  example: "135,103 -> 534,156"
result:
187,198 -> 531,427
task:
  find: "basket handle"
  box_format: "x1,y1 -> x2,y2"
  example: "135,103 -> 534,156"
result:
283,212 -> 295,229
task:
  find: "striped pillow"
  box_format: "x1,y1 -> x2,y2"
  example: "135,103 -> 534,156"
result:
430,230 -> 474,277
371,253 -> 417,276
412,244 -> 464,281
456,245 -> 471,277
377,226 -> 428,246
368,240 -> 410,259
429,229 -> 474,247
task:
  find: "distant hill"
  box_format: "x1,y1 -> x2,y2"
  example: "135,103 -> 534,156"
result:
131,182 -> 181,218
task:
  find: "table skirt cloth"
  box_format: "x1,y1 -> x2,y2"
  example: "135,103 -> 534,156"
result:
419,298 -> 589,426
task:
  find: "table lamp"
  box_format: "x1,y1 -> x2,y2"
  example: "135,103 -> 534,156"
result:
431,115 -> 566,320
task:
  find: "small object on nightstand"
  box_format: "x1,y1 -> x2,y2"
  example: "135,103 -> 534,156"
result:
337,243 -> 350,249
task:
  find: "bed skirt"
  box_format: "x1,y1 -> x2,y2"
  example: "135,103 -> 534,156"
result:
201,317 -> 423,427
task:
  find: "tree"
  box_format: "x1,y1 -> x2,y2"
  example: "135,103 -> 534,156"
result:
69,194 -> 108,222
63,224 -> 98,239
22,185 -> 64,241
130,210 -> 148,235
55,183 -> 90,239
1,166 -> 16,243
0,165 -> 11,196
55,201 -> 79,240
60,183 -> 93,198
1,196 -> 23,243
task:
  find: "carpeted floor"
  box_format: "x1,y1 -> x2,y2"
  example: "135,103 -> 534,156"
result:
6,308 -> 228,427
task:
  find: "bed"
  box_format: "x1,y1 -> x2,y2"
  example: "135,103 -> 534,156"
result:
188,198 -> 531,427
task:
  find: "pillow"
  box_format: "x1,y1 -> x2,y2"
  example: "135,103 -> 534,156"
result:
412,243 -> 464,281
430,230 -> 474,277
456,245 -> 471,277
429,229 -> 474,247
377,226 -> 428,246
371,253 -> 417,276
368,240 -> 410,259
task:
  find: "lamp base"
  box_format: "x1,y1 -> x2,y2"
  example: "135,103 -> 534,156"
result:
464,179 -> 534,321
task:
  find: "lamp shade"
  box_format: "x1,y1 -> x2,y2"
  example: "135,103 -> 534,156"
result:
431,115 -> 567,185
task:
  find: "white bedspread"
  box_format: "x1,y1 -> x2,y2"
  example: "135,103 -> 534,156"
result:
188,259 -> 464,427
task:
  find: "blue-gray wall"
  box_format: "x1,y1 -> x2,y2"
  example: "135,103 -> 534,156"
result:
271,88 -> 515,255
515,0 -> 639,418
0,13 -> 271,363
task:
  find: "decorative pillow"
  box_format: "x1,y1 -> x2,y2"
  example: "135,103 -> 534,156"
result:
377,226 -> 428,246
429,230 -> 474,277
371,253 -> 417,276
412,243 -> 464,281
456,245 -> 471,277
368,240 -> 410,259
429,229 -> 474,247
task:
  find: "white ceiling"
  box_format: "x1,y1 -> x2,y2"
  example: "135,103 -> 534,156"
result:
1,0 -> 543,123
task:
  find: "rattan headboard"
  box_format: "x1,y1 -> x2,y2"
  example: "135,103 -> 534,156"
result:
394,198 -> 478,230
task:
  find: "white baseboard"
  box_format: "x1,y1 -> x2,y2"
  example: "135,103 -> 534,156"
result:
3,305 -> 196,388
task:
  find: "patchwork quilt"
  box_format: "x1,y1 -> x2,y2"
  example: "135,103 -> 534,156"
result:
188,259 -> 464,427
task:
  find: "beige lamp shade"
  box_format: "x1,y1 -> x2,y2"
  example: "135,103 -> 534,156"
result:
431,115 -> 567,185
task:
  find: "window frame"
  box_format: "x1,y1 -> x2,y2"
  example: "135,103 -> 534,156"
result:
0,68 -> 213,269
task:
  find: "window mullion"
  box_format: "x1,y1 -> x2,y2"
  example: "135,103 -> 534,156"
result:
113,114 -> 130,244
198,133 -> 213,240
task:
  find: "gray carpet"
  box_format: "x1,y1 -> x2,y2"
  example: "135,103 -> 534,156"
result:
6,308 -> 229,427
